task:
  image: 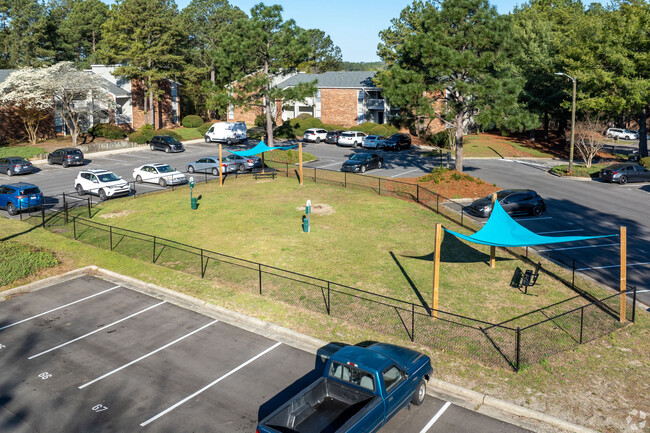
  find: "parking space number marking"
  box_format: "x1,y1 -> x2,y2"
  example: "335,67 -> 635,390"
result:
0,343 -> 5,349
38,372 -> 52,380
92,404 -> 108,413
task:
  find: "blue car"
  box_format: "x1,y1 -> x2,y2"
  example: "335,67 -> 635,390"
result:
0,183 -> 43,215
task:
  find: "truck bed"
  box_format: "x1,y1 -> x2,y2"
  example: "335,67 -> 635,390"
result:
262,378 -> 377,433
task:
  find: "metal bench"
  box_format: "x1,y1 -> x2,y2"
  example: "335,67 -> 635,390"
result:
511,262 -> 541,294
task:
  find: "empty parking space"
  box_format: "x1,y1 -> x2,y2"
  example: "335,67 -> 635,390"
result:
0,275 -> 531,432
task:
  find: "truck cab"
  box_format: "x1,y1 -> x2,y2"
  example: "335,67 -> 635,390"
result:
257,343 -> 432,433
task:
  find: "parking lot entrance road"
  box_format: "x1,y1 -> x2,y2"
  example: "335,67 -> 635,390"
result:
0,274 -> 533,433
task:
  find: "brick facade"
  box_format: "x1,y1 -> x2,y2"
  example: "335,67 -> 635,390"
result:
320,89 -> 358,127
0,106 -> 55,142
131,79 -> 178,130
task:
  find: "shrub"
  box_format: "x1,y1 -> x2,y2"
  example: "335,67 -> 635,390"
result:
322,124 -> 345,131
157,129 -> 182,140
428,131 -> 450,148
274,122 -> 297,139
182,115 -> 204,128
198,122 -> 213,136
356,122 -> 380,133
296,113 -> 313,119
640,156 -> 650,168
128,131 -> 149,144
88,123 -> 125,140
369,125 -> 391,137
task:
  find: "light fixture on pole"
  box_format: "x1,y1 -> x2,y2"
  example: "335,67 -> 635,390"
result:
555,72 -> 576,173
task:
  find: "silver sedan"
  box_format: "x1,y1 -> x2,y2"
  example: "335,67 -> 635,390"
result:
186,156 -> 237,175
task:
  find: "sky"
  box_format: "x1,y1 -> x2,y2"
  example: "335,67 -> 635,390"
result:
175,0 -> 529,62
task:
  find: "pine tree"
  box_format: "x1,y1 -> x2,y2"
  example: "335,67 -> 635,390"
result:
98,0 -> 185,126
378,0 -> 537,172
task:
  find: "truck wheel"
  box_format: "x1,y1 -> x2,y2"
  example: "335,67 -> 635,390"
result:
205,136 -> 211,143
226,138 -> 233,146
411,379 -> 426,406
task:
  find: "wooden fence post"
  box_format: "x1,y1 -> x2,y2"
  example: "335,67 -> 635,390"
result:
432,223 -> 442,319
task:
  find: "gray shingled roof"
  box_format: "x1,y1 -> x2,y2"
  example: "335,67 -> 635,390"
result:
0,68 -> 130,97
0,69 -> 18,84
278,71 -> 379,89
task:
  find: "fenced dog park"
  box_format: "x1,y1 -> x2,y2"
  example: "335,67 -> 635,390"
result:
22,163 -> 637,372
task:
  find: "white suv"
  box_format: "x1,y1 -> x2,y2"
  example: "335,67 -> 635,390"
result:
303,128 -> 328,143
337,131 -> 367,147
606,128 -> 638,140
75,169 -> 132,201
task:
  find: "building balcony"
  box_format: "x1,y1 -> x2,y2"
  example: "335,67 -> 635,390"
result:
366,99 -> 386,110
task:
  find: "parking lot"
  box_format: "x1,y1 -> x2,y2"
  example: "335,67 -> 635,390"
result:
0,274 -> 530,432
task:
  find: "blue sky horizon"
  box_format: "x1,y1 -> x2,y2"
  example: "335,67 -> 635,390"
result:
99,0 -> 591,62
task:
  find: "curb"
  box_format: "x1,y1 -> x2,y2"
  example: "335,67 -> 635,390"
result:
3,267 -> 599,433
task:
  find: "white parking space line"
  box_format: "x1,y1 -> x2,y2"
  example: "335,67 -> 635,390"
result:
538,243 -> 619,252
79,319 -> 218,389
577,261 -> 650,271
419,401 -> 451,433
126,154 -> 150,159
536,229 -> 584,235
391,169 -> 421,178
0,286 -> 120,331
27,301 -> 166,359
95,157 -> 129,163
140,341 -> 282,427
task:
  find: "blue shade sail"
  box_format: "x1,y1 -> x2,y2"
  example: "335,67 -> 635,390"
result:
443,201 -> 617,247
227,140 -> 298,157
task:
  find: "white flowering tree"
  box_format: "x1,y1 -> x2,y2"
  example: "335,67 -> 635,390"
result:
42,62 -> 115,146
0,68 -> 53,145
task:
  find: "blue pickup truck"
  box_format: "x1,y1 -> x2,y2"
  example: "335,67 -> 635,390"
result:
256,342 -> 433,433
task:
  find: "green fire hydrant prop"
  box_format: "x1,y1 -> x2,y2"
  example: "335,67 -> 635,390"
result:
190,177 -> 197,210
302,199 -> 311,233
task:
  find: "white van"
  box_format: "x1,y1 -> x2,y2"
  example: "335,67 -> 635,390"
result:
204,122 -> 247,145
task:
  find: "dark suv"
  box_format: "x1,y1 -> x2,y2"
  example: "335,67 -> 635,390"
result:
149,135 -> 185,153
326,130 -> 344,144
47,148 -> 85,167
468,189 -> 546,218
384,133 -> 411,150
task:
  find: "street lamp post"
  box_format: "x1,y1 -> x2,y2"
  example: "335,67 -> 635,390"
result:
555,72 -> 576,173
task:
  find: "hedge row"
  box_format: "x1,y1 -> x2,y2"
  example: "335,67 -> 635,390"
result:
87,123 -> 126,140
128,128 -> 182,144
182,115 -> 204,128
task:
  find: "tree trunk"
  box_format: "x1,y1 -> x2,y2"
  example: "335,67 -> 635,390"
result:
543,112 -> 549,140
23,120 -> 39,145
264,59 -> 274,147
148,79 -> 154,127
454,112 -> 464,172
143,80 -> 149,126
639,107 -> 648,158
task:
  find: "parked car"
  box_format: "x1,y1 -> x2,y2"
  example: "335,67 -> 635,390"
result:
326,130 -> 344,144
0,182 -> 43,215
467,189 -> 546,217
149,135 -> 185,153
341,153 -> 384,173
133,163 -> 187,187
0,157 -> 34,176
606,128 -> 638,140
362,135 -> 387,149
303,128 -> 328,143
186,156 -> 237,175
383,133 -> 412,151
257,342 -> 432,433
75,169 -> 131,201
599,163 -> 650,184
204,122 -> 247,144
223,154 -> 262,172
337,131 -> 367,147
47,147 -> 84,167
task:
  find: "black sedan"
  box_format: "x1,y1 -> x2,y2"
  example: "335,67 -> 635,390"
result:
341,153 -> 384,173
383,133 -> 411,151
0,157 -> 34,176
467,189 -> 546,218
149,135 -> 185,153
599,163 -> 650,184
47,147 -> 84,167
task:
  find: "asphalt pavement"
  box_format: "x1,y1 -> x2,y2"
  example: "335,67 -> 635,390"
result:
0,274 -> 532,433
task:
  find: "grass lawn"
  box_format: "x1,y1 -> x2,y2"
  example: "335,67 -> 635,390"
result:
57,176 -> 610,326
0,146 -> 47,159
1,195 -> 647,433
171,127 -> 204,140
0,241 -> 58,286
463,134 -> 554,158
